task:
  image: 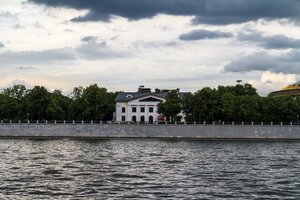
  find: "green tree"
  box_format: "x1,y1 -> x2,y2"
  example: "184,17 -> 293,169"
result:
192,87 -> 221,122
47,90 -> 72,120
181,92 -> 193,121
82,84 -> 108,120
158,90 -> 182,122
221,92 -> 236,121
236,95 -> 261,122
69,84 -> 116,121
25,86 -> 51,120
0,85 -> 28,120
69,86 -> 84,120
0,93 -> 18,120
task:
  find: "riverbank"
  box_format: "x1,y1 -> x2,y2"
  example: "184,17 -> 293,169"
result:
0,124 -> 300,140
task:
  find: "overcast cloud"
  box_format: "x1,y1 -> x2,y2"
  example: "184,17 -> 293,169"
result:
238,30 -> 300,49
225,50 -> 300,74
179,29 -> 233,41
1,0 -> 300,94
0,41 -> 129,65
28,0 -> 300,25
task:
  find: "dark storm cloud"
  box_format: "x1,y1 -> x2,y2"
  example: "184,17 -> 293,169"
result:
179,29 -> 232,41
238,30 -> 300,49
28,0 -> 300,25
224,50 -> 300,73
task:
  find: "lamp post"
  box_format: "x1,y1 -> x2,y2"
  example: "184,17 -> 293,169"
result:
27,113 -> 29,121
297,114 -> 299,125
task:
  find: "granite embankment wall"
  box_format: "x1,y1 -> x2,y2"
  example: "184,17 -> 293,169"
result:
0,124 -> 300,140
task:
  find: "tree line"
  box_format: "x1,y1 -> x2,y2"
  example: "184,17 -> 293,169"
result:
1,83 -> 300,122
0,84 -> 117,121
159,83 -> 300,123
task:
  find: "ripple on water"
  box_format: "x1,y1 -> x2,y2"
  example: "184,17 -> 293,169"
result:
0,139 -> 299,199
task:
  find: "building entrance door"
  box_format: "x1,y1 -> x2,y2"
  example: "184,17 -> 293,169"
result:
149,116 -> 153,123
140,116 -> 145,123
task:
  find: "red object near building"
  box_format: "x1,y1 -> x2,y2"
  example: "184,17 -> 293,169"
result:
158,115 -> 165,124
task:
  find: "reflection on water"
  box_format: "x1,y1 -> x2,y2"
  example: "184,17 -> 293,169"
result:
0,139 -> 299,199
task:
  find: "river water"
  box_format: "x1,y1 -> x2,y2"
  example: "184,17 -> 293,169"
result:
0,139 -> 299,199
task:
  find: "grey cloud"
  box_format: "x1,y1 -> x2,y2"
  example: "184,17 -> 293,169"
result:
12,24 -> 25,29
192,16 -> 257,25
225,50 -> 300,73
81,36 -> 98,43
0,11 -> 18,20
0,42 -> 4,48
34,21 -> 44,29
0,48 -> 76,65
29,0 -> 300,25
179,29 -> 232,41
76,41 -> 126,60
64,29 -> 74,32
16,66 -> 35,70
0,41 -> 128,65
238,30 -> 300,49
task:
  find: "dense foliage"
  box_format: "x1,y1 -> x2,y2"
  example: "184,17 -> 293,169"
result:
1,83 -> 300,122
0,84 -> 117,121
160,83 -> 300,123
158,90 -> 182,121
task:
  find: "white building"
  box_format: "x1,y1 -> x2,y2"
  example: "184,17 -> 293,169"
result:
115,86 -> 186,123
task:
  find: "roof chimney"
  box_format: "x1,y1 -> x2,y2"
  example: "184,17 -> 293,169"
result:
138,85 -> 151,93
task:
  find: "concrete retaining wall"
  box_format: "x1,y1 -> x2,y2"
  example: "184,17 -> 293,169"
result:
0,124 -> 300,140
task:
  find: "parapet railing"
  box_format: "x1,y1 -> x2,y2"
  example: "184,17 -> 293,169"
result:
0,120 -> 299,126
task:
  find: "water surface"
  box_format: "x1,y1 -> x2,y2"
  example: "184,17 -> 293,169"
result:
0,139 -> 299,199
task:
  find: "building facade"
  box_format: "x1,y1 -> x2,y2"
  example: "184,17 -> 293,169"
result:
270,81 -> 300,97
115,86 -> 186,123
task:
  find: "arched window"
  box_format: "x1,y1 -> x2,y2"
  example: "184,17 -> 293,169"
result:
149,116 -> 154,123
132,115 -> 136,122
122,107 -> 126,113
140,116 -> 145,123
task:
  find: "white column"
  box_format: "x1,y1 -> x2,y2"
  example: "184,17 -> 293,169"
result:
127,105 -> 131,122
137,105 -> 140,122
145,105 -> 149,122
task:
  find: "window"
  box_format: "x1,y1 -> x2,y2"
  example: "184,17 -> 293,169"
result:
122,116 -> 126,121
122,107 -> 126,113
141,107 -> 145,113
149,107 -> 154,113
132,116 -> 136,122
140,116 -> 145,122
132,107 -> 137,113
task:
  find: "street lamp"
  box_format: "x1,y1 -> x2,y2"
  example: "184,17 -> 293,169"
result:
297,114 -> 299,125
27,113 -> 29,121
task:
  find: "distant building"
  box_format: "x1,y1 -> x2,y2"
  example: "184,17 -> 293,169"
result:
115,86 -> 186,123
270,81 -> 300,97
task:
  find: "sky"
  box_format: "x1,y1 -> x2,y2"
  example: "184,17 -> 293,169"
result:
1,0 -> 300,95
